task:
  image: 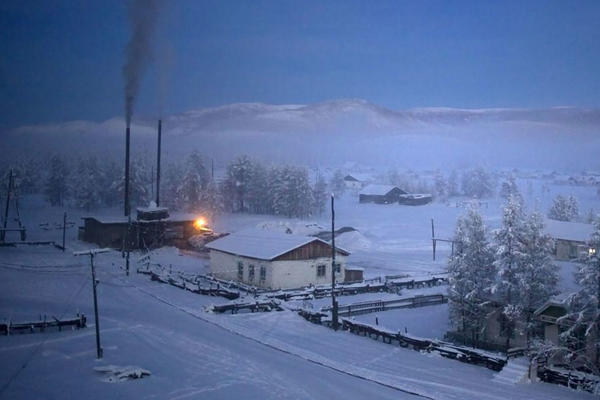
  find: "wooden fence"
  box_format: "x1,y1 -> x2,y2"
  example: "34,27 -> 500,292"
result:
321,294 -> 447,317
1,314 -> 86,335
211,300 -> 283,314
298,309 -> 506,372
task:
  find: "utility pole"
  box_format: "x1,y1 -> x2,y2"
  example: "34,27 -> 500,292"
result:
331,194 -> 339,331
431,218 -> 436,261
126,214 -> 131,276
1,169 -> 13,242
74,248 -> 110,359
156,119 -> 162,206
62,211 -> 67,251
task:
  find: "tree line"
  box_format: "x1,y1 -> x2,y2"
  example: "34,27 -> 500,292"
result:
3,153 -> 330,219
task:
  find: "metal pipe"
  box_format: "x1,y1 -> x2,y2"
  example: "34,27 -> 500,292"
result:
124,126 -> 131,216
156,119 -> 162,206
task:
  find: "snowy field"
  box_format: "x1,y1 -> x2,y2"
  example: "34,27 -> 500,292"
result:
352,303 -> 450,340
1,179 -> 598,399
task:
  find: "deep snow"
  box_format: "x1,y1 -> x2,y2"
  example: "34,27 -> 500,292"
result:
1,179 -> 598,399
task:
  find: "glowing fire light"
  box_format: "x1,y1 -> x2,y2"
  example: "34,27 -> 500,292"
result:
194,218 -> 206,230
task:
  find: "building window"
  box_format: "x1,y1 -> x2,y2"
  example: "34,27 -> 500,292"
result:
260,266 -> 266,282
237,262 -> 243,281
248,265 -> 255,282
317,264 -> 326,277
334,262 -> 341,273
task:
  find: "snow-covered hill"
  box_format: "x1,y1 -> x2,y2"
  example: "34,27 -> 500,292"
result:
3,99 -> 599,169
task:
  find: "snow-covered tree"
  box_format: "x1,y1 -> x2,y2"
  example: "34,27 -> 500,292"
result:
112,157 -> 151,210
247,161 -> 270,214
329,170 -> 346,197
447,170 -> 459,197
177,152 -> 207,212
447,207 -> 495,345
585,209 -> 597,224
71,157 -> 103,211
272,166 -> 313,218
518,212 -> 559,347
500,174 -> 519,200
462,167 -> 495,199
560,217 -> 600,373
99,160 -> 121,207
434,172 -> 448,201
223,155 -> 253,212
44,155 -> 69,206
3,159 -> 42,195
162,161 -> 183,210
493,195 -> 527,349
312,173 -> 328,215
200,180 -> 222,217
548,194 -> 579,222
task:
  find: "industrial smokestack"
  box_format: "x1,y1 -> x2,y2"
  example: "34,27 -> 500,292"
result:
156,119 -> 162,206
122,0 -> 161,216
123,0 -> 160,125
124,125 -> 131,216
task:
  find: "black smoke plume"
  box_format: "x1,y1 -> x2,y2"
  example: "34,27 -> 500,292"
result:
123,0 -> 160,126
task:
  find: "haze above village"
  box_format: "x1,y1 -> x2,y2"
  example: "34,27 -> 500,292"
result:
1,1 -> 600,399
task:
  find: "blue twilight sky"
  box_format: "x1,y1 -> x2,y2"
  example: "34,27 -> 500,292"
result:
1,0 -> 600,129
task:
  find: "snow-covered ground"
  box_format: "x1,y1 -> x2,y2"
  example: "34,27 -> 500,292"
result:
1,180 -> 598,399
352,303 -> 450,340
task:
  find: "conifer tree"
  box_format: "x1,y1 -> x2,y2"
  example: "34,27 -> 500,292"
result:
45,155 -> 69,206
447,207 -> 495,345
493,195 -> 527,349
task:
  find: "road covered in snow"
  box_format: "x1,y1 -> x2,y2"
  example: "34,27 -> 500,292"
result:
0,244 -> 593,400
1,181 -> 598,399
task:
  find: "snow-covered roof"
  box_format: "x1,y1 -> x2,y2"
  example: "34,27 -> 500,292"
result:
344,173 -> 372,182
205,228 -> 349,260
543,218 -> 594,243
359,184 -> 399,196
82,212 -> 197,224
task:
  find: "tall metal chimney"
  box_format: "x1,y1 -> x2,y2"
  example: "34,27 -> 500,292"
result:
124,125 -> 131,216
156,119 -> 162,206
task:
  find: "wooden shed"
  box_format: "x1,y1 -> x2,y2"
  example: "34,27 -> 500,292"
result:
359,185 -> 407,204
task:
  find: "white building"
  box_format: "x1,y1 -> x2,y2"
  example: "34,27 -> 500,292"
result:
205,229 -> 349,289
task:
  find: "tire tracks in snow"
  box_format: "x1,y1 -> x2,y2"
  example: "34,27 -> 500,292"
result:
132,284 -> 436,400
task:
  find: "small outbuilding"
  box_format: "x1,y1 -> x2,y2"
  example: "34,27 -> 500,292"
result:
543,219 -> 594,260
344,174 -> 372,190
206,229 -> 350,289
359,184 -> 406,204
398,193 -> 433,206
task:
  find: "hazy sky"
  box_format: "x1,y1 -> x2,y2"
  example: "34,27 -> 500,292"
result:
1,0 -> 600,128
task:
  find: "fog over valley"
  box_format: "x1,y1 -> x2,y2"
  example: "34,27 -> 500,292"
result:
4,99 -> 599,171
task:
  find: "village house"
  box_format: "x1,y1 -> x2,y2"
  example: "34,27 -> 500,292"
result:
343,173 -> 372,190
205,229 -> 350,289
543,219 -> 595,261
359,184 -> 407,204
534,296 -> 599,368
